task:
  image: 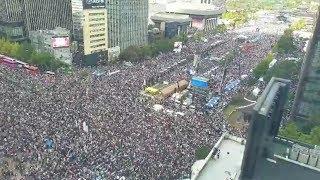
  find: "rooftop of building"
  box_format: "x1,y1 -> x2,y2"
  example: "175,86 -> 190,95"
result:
192,133 -> 246,180
245,137 -> 320,180
151,12 -> 192,23
165,2 -> 225,16
193,133 -> 320,180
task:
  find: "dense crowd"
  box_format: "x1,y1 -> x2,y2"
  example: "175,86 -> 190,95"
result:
0,30 -> 278,179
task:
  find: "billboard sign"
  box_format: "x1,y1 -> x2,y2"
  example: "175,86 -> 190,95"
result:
83,0 -> 105,9
52,37 -> 70,48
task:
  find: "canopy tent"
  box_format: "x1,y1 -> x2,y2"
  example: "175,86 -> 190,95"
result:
205,96 -> 221,109
145,87 -> 160,95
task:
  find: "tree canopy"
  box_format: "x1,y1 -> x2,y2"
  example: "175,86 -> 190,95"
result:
273,28 -> 296,54
253,53 -> 274,78
0,38 -> 68,71
279,122 -> 320,145
264,60 -> 300,82
118,34 -> 188,62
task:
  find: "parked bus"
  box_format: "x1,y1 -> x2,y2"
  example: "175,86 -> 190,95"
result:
0,55 -> 17,68
23,64 -> 39,76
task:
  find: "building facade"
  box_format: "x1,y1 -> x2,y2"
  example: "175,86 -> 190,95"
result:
0,0 -> 73,40
107,0 -> 148,51
0,0 -> 25,40
22,0 -> 73,33
292,7 -> 320,122
29,27 -> 73,64
83,9 -> 108,55
71,0 -> 84,41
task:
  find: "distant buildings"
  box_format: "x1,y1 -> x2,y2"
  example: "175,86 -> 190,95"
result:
71,0 -> 84,42
149,0 -> 224,31
0,0 -> 73,40
22,0 -> 73,33
83,9 -> 108,56
29,27 -> 73,64
107,0 -> 148,51
150,13 -> 191,38
0,0 -> 150,63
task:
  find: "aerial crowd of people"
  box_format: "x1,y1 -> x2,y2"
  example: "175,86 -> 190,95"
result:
0,29 -> 279,179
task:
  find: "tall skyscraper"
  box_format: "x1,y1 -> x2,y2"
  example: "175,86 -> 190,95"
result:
107,0 -> 148,50
0,0 -> 73,39
22,0 -> 73,33
291,7 -> 320,122
71,0 -> 84,41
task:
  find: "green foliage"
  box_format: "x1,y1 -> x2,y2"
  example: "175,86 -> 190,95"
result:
119,38 -> 176,62
153,39 -> 174,53
253,53 -> 274,78
222,10 -> 249,26
264,60 -> 300,82
274,28 -> 296,54
214,24 -> 227,34
193,31 -> 205,42
279,122 -> 301,139
174,33 -> 188,44
280,122 -> 320,145
290,19 -> 306,31
0,38 -> 68,71
195,146 -> 211,160
118,46 -> 141,62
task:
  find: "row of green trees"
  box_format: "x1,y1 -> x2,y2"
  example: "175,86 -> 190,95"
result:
252,53 -> 274,79
0,38 -> 68,71
118,34 -> 188,62
273,28 -> 297,54
227,0 -> 314,11
279,122 -> 320,145
252,28 -> 297,79
222,10 -> 250,26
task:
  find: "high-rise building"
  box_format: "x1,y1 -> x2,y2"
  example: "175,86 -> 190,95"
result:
0,0 -> 25,40
0,0 -> 73,40
291,7 -> 320,122
71,0 -> 84,41
107,0 -> 148,51
83,9 -> 108,55
22,0 -> 73,33
191,78 -> 320,180
79,0 -> 108,65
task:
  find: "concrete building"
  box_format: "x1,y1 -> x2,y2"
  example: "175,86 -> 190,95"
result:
149,0 -> 225,31
71,0 -> 84,41
292,6 -> 320,122
192,78 -> 320,180
0,0 -> 26,40
150,12 -> 191,38
107,0 -> 148,51
166,2 -> 224,30
29,27 -> 72,64
0,0 -> 73,40
22,0 -> 73,34
83,9 -> 108,56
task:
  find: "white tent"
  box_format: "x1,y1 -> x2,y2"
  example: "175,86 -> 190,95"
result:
252,87 -> 261,97
153,104 -> 164,112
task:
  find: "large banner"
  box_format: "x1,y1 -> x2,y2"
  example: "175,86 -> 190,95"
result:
52,37 -> 70,48
83,0 -> 106,9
